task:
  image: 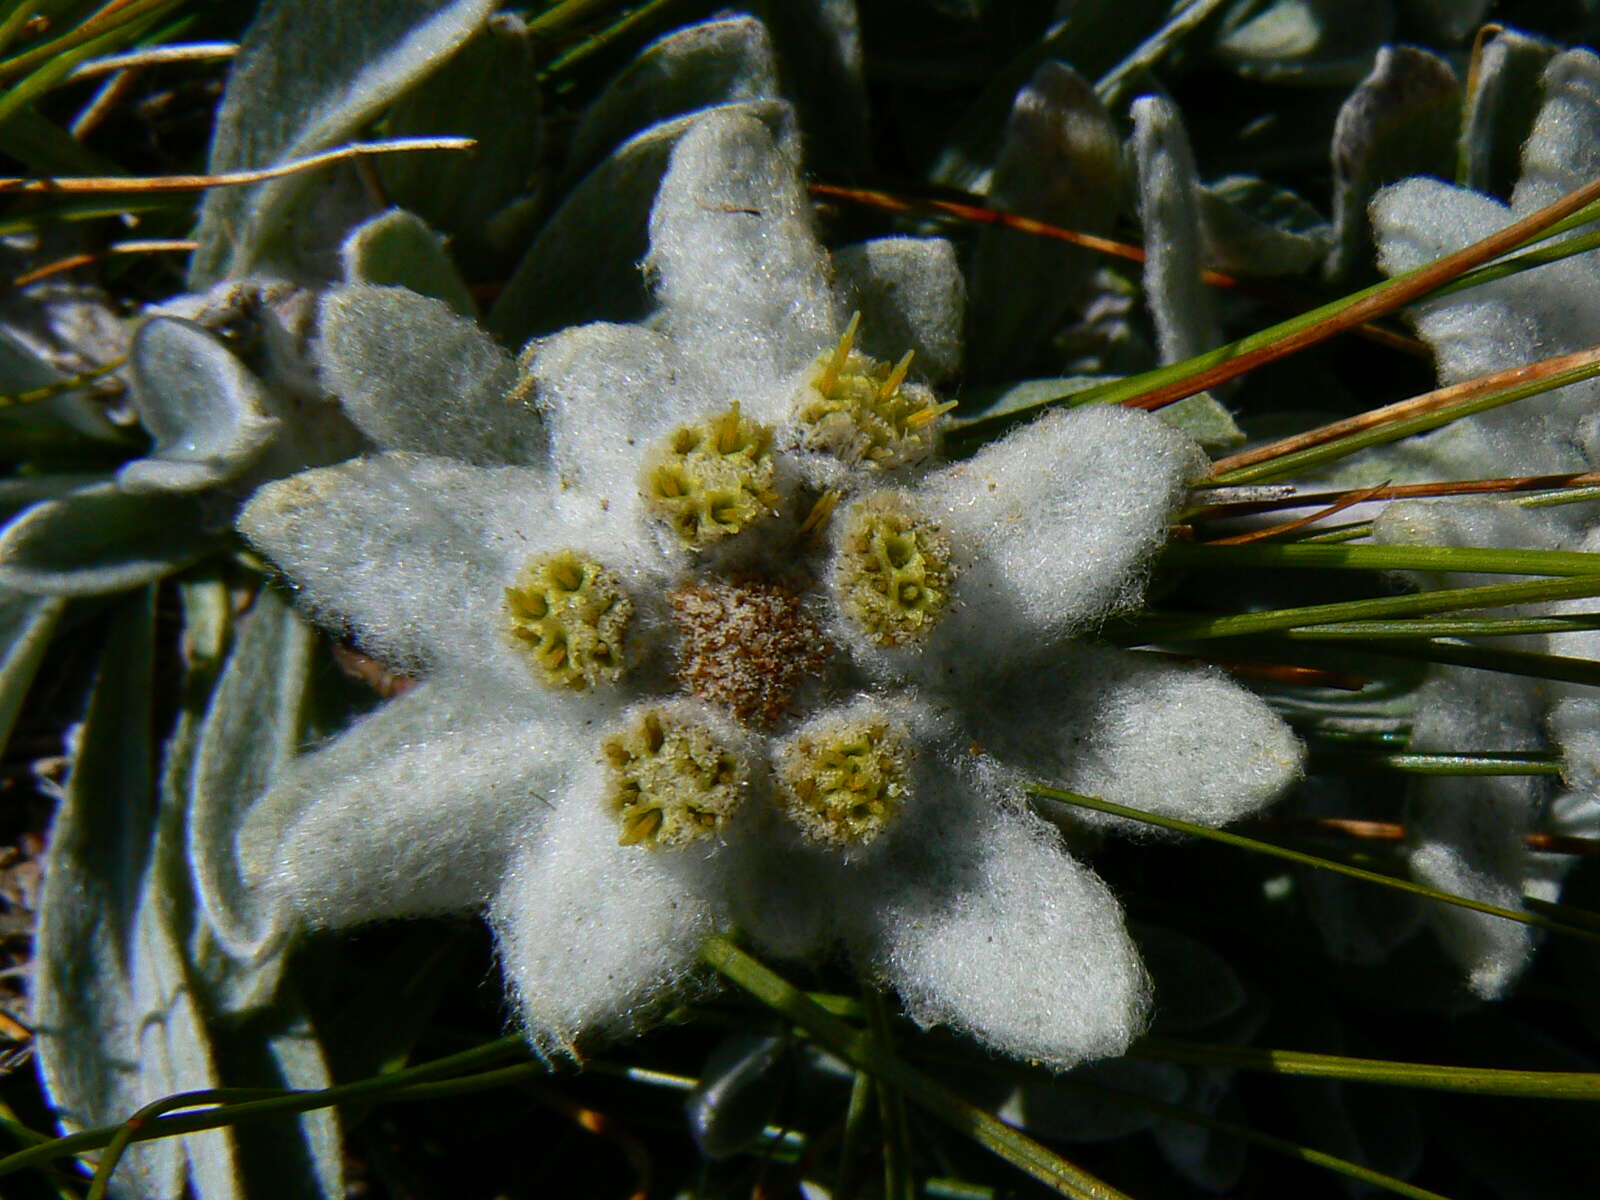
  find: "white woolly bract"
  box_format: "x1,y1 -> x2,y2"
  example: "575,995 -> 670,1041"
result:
318,284 -> 539,465
839,776 -> 1150,1068
1408,667 -> 1548,1000
1409,839 -> 1536,1001
239,452 -> 672,681
521,322 -> 713,525
967,644 -> 1304,832
492,695 -> 761,1054
829,237 -> 966,385
493,776 -> 727,1056
1369,50 -> 1600,480
905,404 -> 1205,682
246,678 -> 590,929
645,109 -> 836,400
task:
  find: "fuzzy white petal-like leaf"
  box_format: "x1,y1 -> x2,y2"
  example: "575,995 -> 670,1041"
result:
492,765 -> 724,1055
245,677 -> 589,928
646,109 -> 835,396
972,645 -> 1302,830
900,405 -> 1203,680
489,99 -> 798,347
845,791 -> 1149,1069
830,237 -> 965,384
319,285 -> 538,464
240,453 -> 548,673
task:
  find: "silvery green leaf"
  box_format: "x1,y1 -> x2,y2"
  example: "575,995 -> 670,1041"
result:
952,374 -> 1118,424
190,0 -> 496,287
1131,924 -> 1246,1034
1198,175 -> 1332,277
831,237 -> 965,384
928,0 -> 1172,193
1153,1079 -> 1248,1192
119,318 -> 280,495
209,1003 -> 342,1198
1156,393 -> 1245,449
1397,0 -> 1492,42
488,99 -> 797,347
1328,45 -> 1460,280
953,375 -> 1242,449
0,585 -> 63,754
0,472 -> 112,514
1131,96 -> 1218,371
0,485 -> 216,595
190,588 -> 314,961
967,61 -> 1121,381
0,325 -> 126,456
340,209 -> 476,317
753,0 -> 867,170
33,591 -> 182,1198
1007,1057 -> 1184,1142
1211,0 -> 1395,86
567,16 -> 779,184
1460,29 -> 1559,200
319,284 -> 537,463
132,869 -> 240,1200
686,1034 -> 787,1157
375,14 -> 540,264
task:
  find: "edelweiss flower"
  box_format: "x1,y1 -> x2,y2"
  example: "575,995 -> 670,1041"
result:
236,109 -> 1302,1067
1371,498 -> 1600,998
1365,48 -> 1600,486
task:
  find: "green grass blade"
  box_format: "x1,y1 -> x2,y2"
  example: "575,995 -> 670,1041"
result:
1028,786 -> 1600,948
0,5 -> 170,125
1165,541 -> 1600,577
1429,227 -> 1600,302
1311,752 -> 1561,776
1133,1037 -> 1600,1099
0,1035 -> 528,1178
1322,638 -> 1600,689
1282,614 -> 1600,638
1095,0 -> 1233,106
1120,574 -> 1600,643
0,0 -> 174,83
866,990 -> 915,1200
1206,349 -> 1600,484
700,934 -> 1133,1200
951,184 -> 1600,427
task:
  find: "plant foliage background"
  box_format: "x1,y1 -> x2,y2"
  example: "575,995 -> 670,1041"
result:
1,1 -> 1600,1198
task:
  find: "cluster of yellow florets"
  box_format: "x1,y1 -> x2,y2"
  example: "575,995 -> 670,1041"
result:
503,316 -> 958,854
641,402 -> 778,549
503,550 -> 632,690
793,313 -> 955,469
602,708 -> 748,848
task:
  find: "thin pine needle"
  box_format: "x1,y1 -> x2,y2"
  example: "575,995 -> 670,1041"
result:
1132,1037 -> 1600,1099
1029,786 -> 1600,948
1208,342 -> 1600,484
0,136 -> 475,195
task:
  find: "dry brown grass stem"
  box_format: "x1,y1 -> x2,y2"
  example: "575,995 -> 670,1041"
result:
808,181 -> 1424,357
0,136 -> 475,195
1209,341 -> 1600,478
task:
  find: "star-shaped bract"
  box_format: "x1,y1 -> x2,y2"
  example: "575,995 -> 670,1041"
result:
239,109 -> 1302,1068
